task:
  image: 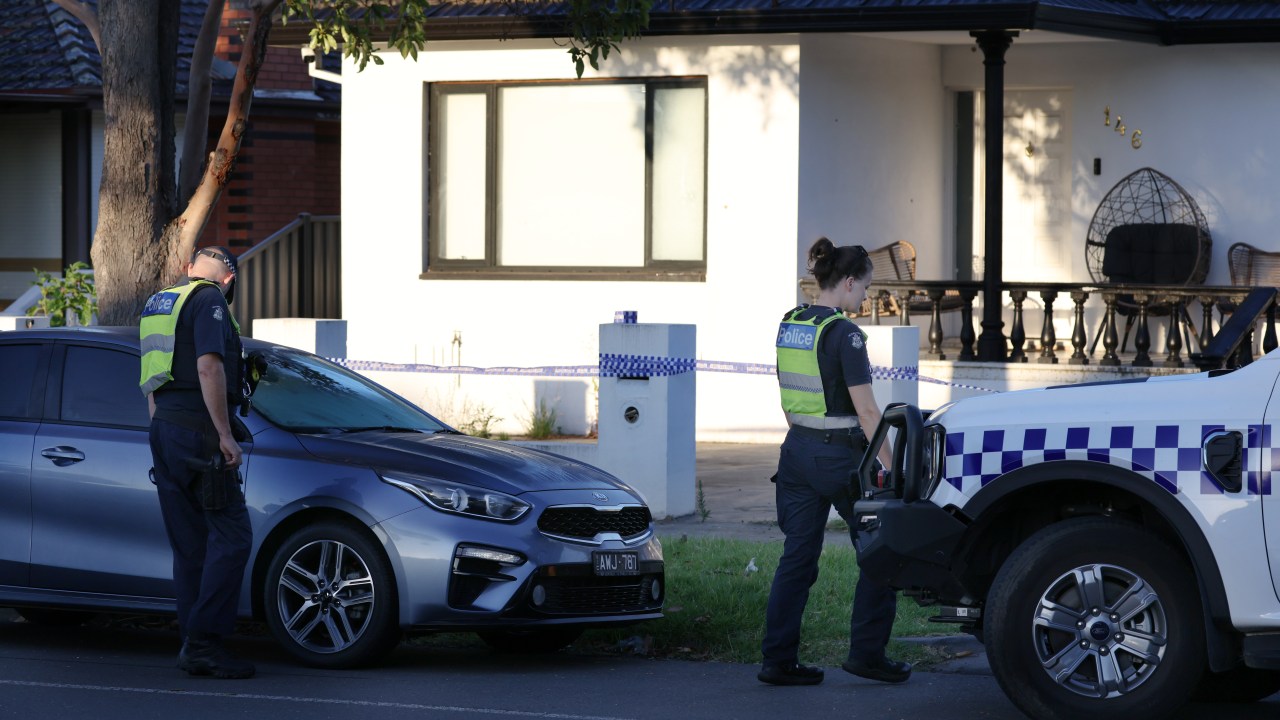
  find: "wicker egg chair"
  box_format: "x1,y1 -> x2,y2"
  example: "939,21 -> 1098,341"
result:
1084,167 -> 1212,353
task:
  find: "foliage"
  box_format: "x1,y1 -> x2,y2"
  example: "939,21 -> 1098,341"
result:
696,479 -> 711,522
524,398 -> 559,439
578,536 -> 959,667
457,404 -> 502,438
27,262 -> 97,327
284,0 -> 431,71
563,0 -> 652,77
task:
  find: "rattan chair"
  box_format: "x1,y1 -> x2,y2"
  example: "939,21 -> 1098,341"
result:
1085,168 -> 1212,354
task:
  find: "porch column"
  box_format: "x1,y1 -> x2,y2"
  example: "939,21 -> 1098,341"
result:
972,30 -> 1017,362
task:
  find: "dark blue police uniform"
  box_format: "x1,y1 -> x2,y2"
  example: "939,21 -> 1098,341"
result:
149,279 -> 251,643
761,306 -> 898,671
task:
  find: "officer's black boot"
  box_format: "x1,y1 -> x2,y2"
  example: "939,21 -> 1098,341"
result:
178,635 -> 255,679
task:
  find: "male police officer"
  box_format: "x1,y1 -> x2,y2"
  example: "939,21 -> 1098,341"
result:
139,246 -> 254,679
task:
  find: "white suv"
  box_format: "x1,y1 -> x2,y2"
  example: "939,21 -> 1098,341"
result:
854,354 -> 1280,719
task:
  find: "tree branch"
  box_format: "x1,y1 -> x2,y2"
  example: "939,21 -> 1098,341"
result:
180,0 -> 226,205
172,0 -> 284,276
50,0 -> 102,55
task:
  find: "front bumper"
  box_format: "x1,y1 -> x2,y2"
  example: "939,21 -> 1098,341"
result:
379,490 -> 665,631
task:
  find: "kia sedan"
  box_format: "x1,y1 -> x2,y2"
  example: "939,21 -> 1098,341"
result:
0,327 -> 663,667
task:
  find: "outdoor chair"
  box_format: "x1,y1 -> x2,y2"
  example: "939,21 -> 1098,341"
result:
798,239 -> 962,320
1084,168 -> 1212,356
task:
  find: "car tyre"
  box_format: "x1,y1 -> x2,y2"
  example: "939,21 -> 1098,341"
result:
263,521 -> 400,668
985,517 -> 1205,720
1191,666 -> 1280,703
478,628 -> 584,654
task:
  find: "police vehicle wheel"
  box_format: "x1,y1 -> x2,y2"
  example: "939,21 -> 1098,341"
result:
985,517 -> 1205,720
477,628 -> 583,654
263,521 -> 401,668
1191,666 -> 1280,703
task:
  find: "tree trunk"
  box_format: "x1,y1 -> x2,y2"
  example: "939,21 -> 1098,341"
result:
92,0 -> 181,325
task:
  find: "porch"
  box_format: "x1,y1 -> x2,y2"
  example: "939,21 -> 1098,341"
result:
850,279 -> 1279,407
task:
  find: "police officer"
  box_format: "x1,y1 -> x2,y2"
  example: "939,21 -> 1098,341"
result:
139,246 -> 254,679
758,237 -> 910,686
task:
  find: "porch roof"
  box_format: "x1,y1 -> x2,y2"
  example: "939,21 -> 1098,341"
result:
268,0 -> 1280,47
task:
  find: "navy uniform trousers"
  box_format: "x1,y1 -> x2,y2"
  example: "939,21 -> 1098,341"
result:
149,418 -> 252,641
761,428 -> 898,665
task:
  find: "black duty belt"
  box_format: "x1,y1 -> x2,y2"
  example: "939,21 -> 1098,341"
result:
788,424 -> 866,447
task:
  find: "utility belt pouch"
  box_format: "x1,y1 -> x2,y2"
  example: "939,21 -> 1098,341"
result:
186,453 -> 242,511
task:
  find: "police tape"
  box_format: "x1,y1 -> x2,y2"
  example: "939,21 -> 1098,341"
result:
330,356 -> 1001,393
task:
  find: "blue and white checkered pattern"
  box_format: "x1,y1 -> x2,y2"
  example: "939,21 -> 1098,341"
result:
944,424 -> 1276,496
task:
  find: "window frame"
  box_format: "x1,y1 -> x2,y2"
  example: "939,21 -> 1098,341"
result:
424,77 -> 709,281
47,342 -> 151,431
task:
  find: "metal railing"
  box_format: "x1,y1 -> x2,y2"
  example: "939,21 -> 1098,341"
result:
231,213 -> 341,337
804,279 -> 1279,370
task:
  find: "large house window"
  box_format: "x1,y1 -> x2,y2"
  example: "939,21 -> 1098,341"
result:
426,78 -> 707,280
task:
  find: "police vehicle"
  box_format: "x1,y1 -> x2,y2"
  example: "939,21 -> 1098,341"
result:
853,353 -> 1280,719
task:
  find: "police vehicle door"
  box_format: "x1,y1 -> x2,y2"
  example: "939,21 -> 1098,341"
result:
0,340 -> 51,586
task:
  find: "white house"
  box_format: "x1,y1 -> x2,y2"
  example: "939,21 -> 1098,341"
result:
289,2 -> 1280,442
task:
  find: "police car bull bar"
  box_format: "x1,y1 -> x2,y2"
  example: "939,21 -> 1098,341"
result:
857,403 -> 924,502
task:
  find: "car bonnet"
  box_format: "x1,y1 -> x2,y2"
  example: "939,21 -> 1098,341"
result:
294,431 -> 633,496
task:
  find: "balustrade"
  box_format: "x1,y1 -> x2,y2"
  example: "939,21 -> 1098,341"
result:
849,280 -> 1278,370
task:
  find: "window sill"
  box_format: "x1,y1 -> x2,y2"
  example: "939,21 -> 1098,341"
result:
420,268 -> 706,282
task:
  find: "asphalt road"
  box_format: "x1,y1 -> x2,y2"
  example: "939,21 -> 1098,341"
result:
0,612 -> 1275,720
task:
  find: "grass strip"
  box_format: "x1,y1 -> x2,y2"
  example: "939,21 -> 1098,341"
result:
576,535 -> 961,667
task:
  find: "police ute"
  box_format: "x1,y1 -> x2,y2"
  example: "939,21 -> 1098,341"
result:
853,352 -> 1280,720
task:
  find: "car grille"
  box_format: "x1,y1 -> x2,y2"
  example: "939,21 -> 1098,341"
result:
535,575 -> 662,615
538,506 -> 651,541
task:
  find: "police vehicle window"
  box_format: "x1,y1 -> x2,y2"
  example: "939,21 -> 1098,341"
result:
252,350 -> 447,433
60,346 -> 150,428
0,344 -> 42,419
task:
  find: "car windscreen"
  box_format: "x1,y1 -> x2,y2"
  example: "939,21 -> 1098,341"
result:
251,349 -> 447,434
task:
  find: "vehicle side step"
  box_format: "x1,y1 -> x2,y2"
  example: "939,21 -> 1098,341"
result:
1244,633 -> 1280,670
929,606 -> 982,624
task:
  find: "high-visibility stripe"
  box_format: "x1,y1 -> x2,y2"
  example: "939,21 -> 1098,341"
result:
787,413 -> 860,429
778,371 -> 823,393
139,333 -> 175,356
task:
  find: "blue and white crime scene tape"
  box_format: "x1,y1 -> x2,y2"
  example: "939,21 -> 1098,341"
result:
331,356 -> 1000,394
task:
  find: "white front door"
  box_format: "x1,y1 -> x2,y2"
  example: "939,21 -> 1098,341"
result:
1001,90 -> 1073,282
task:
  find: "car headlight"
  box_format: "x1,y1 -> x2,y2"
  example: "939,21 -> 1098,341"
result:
919,424 -> 946,499
380,474 -> 530,522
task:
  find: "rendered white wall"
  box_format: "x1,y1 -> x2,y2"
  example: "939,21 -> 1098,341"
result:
797,35 -> 948,279
341,36 -> 801,441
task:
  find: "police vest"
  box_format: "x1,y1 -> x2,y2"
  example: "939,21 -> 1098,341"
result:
775,306 -> 860,430
138,280 -> 240,396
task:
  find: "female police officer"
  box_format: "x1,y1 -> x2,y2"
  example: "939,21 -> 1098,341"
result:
758,237 -> 910,687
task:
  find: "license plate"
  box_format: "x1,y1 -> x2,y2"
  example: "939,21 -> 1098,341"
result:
593,551 -> 639,576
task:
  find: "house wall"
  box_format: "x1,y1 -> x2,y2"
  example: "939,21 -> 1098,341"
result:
797,34 -> 949,278
942,40 -> 1280,286
340,37 -> 802,441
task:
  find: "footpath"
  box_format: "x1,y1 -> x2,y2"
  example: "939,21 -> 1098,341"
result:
658,442 -> 990,676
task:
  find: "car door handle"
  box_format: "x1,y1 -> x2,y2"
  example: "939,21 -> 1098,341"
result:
41,446 -> 86,466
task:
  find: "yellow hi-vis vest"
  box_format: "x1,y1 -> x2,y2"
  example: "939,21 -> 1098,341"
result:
775,306 -> 860,430
138,280 -> 240,396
